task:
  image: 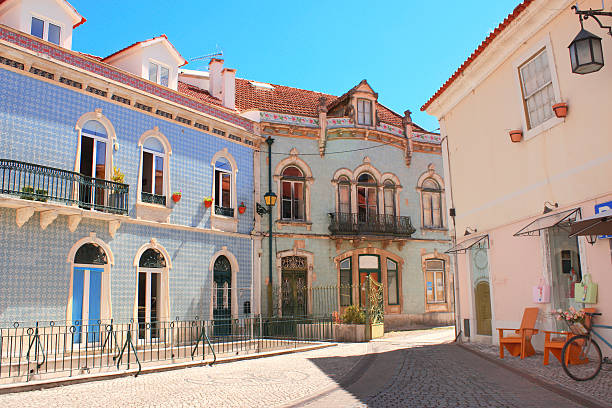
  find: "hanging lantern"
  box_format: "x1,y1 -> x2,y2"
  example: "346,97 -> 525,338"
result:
569,28 -> 604,74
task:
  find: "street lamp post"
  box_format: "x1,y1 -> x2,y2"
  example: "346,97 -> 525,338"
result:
256,137 -> 276,316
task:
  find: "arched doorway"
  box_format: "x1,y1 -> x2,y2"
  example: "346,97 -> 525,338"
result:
137,248 -> 167,340
213,255 -> 232,336
281,255 -> 308,316
475,281 -> 492,335
71,242 -> 107,343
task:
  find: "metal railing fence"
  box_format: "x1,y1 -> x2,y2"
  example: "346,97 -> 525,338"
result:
328,212 -> 416,236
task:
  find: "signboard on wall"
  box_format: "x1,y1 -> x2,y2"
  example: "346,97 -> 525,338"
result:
595,201 -> 612,239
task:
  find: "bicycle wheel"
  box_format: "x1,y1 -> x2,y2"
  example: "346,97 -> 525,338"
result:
561,335 -> 602,381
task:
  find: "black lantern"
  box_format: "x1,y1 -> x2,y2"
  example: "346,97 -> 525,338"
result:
263,191 -> 277,207
585,234 -> 598,245
569,28 -> 604,74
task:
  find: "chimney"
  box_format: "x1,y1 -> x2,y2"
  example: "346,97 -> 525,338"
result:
221,68 -> 236,110
208,58 -> 223,99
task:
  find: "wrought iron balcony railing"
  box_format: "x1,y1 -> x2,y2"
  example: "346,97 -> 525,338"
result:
215,205 -> 234,217
0,159 -> 129,214
141,192 -> 166,206
328,212 -> 416,237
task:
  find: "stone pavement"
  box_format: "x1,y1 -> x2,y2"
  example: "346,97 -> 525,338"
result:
0,327 -> 600,407
463,341 -> 612,407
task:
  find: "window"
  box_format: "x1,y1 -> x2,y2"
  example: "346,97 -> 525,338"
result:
387,259 -> 399,305
357,99 -> 372,125
281,166 -> 305,221
149,62 -> 170,87
357,173 -> 377,222
339,258 -> 352,306
519,49 -> 555,129
137,248 -> 167,340
79,120 -> 108,209
338,176 -> 351,214
30,17 -> 61,45
425,259 -> 445,303
383,181 -> 396,217
141,137 -> 166,204
214,158 -> 233,216
421,178 -> 442,228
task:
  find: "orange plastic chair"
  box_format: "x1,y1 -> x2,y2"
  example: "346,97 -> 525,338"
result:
543,307 -> 595,366
498,307 -> 539,359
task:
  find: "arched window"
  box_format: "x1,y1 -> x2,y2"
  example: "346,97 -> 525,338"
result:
357,173 -> 377,222
383,180 -> 396,217
214,157 -> 233,216
74,243 -> 108,265
337,176 -> 351,214
421,178 -> 442,228
79,120 -> 109,208
137,248 -> 167,340
141,137 -> 166,204
281,166 -> 305,221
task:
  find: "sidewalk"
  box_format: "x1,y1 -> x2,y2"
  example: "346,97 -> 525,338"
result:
462,341 -> 612,407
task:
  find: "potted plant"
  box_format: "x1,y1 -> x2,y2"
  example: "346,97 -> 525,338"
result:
20,185 -> 35,200
203,196 -> 213,208
334,305 -> 367,342
552,102 -> 568,118
238,202 -> 246,214
111,166 -> 125,184
509,129 -> 523,143
172,190 -> 182,203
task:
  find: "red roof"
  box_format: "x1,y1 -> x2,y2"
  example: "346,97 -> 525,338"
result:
102,34 -> 188,67
420,0 -> 534,112
177,81 -> 224,107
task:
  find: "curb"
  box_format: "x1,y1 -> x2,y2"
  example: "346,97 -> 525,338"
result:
458,343 -> 608,408
0,342 -> 336,395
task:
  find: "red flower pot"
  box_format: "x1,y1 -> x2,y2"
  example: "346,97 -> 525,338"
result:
552,102 -> 568,118
509,130 -> 523,143
204,200 -> 213,208
238,202 -> 246,214
172,193 -> 182,203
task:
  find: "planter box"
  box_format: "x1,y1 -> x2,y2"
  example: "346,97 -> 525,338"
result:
334,322 -> 385,342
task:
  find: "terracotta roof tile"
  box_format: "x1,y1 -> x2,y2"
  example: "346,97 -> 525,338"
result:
421,0 -> 534,111
177,81 -> 224,107
102,34 -> 187,67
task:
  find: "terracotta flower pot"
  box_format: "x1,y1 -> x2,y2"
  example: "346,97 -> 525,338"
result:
552,102 -> 568,118
172,193 -> 182,203
204,199 -> 213,208
238,202 -> 246,214
509,130 -> 523,143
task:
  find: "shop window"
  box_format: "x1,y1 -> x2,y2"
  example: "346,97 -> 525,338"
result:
425,259 -> 445,303
339,258 -> 352,306
281,166 -> 305,221
387,259 -> 399,305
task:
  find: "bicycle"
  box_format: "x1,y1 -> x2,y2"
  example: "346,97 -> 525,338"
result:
561,312 -> 612,381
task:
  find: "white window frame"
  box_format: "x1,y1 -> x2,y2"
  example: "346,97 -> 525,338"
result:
281,167 -> 306,221
215,167 -> 232,211
142,147 -> 165,197
425,259 -> 446,304
513,35 -> 563,141
148,60 -> 171,87
357,98 -> 373,126
136,129 -> 173,222
30,13 -> 64,45
210,149 -> 239,232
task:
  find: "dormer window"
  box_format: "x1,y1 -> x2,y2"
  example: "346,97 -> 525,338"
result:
30,17 -> 61,45
149,61 -> 170,87
357,99 -> 372,125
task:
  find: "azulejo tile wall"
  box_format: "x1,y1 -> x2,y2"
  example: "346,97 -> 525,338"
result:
0,67 -> 255,325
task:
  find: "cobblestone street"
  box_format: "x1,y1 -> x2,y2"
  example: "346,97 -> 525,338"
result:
2,327 -> 606,407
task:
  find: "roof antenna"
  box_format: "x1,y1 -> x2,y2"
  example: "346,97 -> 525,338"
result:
190,50 -> 223,62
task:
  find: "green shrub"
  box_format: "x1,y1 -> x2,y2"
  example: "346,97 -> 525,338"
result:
341,305 -> 365,324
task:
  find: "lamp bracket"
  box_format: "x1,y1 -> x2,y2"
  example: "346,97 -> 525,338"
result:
256,202 -> 270,216
573,5 -> 612,36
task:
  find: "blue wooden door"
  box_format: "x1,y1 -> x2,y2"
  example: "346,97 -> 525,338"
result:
72,267 -> 103,343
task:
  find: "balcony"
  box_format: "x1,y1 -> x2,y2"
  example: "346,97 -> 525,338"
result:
215,205 -> 234,217
141,192 -> 166,206
0,159 -> 129,215
328,212 -> 416,237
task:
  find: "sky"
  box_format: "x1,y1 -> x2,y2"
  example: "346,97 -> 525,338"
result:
69,0 -> 522,132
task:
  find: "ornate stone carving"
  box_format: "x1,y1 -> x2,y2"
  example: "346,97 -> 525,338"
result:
281,256 -> 307,270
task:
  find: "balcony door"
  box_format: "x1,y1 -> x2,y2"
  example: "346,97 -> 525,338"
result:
79,120 -> 108,209
357,173 -> 377,224
137,248 -> 167,341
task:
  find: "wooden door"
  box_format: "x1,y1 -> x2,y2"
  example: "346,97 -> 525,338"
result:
475,281 -> 492,335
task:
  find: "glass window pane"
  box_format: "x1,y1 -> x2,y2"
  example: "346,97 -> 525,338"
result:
48,23 -> 60,45
293,182 -> 304,220
154,156 -> 164,196
367,187 -> 377,206
82,120 -> 107,138
426,259 -> 444,270
282,199 -> 292,219
359,255 -> 378,269
160,67 -> 169,87
339,184 -> 350,213
31,17 -> 44,39
282,166 -> 303,178
282,181 -> 292,199
384,188 -> 394,216
340,258 -> 351,269
95,141 -> 106,179
435,271 -> 445,302
426,271 -> 435,303
143,137 -> 165,154
149,63 -> 158,83
142,152 -> 153,193
387,268 -> 398,305
221,173 -> 231,208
